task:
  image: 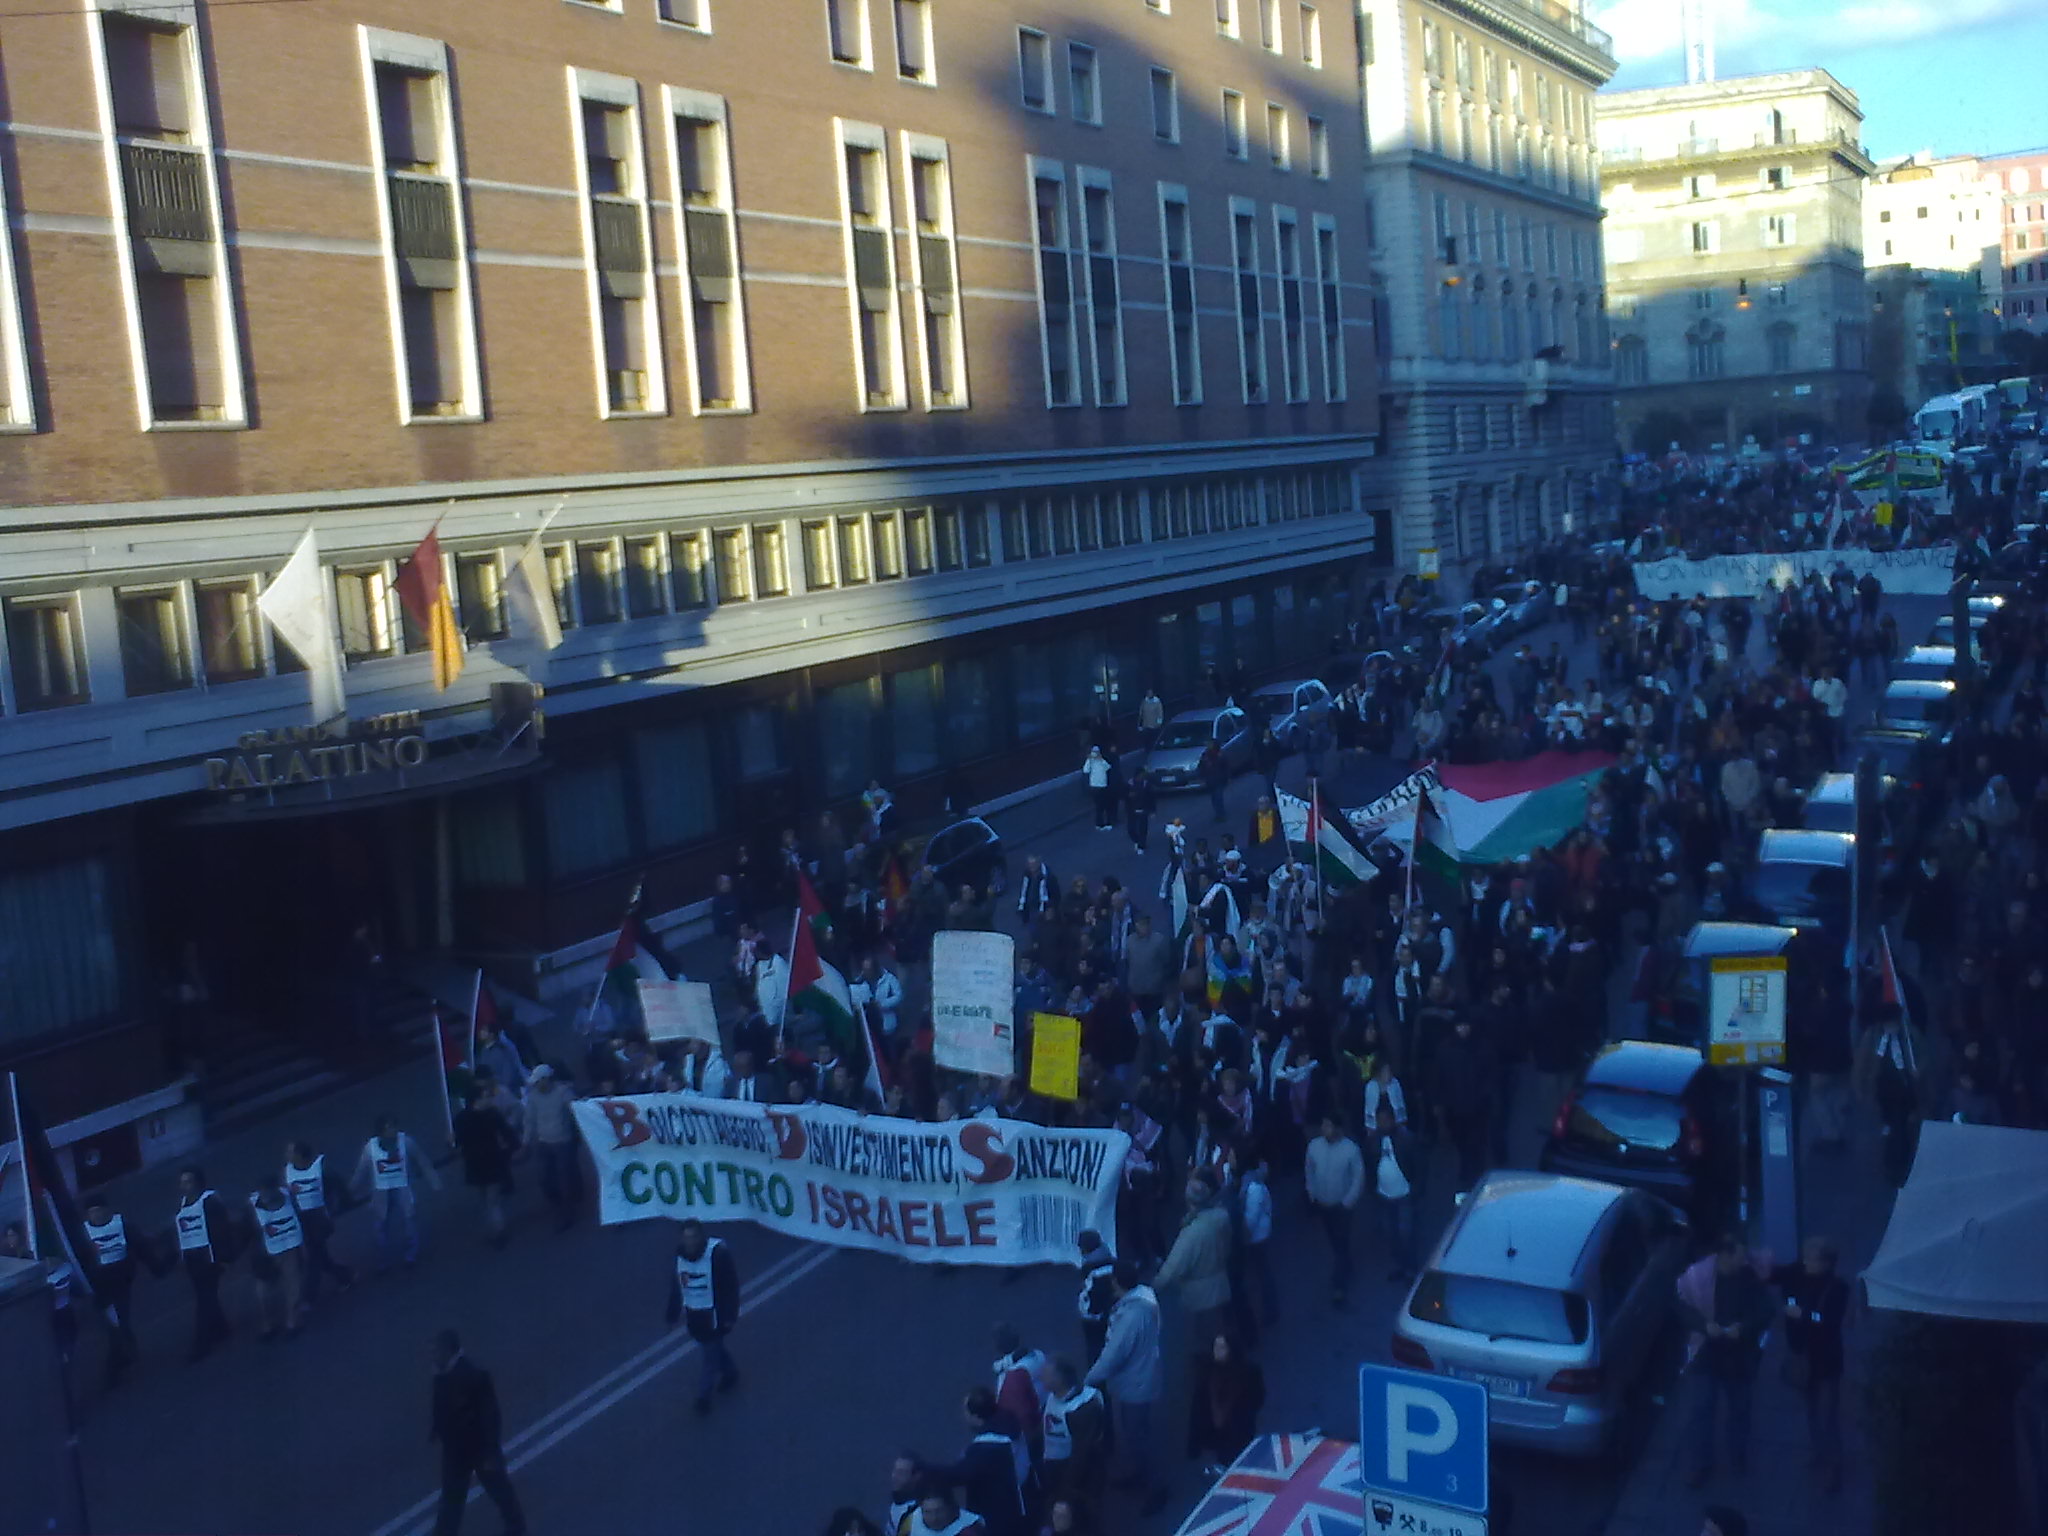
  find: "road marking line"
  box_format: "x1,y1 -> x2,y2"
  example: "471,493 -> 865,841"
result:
366,1245 -> 836,1536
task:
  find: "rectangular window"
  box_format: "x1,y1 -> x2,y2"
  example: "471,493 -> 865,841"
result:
1231,200 -> 1267,403
573,77 -> 663,417
892,0 -> 933,82
1051,497 -> 1077,556
1273,208 -> 1307,401
1028,499 -> 1054,559
752,523 -> 789,597
1171,185 -> 1196,409
713,528 -> 751,602
659,0 -> 709,27
1222,90 -> 1248,158
1216,0 -> 1240,38
1077,171 -> 1126,406
891,664 -> 943,778
3,596 -> 88,711
904,507 -> 935,575
1267,103 -> 1290,171
1300,3 -> 1322,64
623,535 -> 667,618
101,12 -> 245,428
870,512 -> 903,579
367,39 -> 478,424
1765,165 -> 1787,189
1068,43 -> 1100,125
543,545 -> 577,630
545,762 -> 630,878
837,516 -> 872,583
1690,220 -> 1719,254
576,540 -> 623,625
826,0 -> 870,66
904,135 -> 966,409
839,121 -> 904,408
115,586 -> 190,695
1259,0 -> 1280,49
455,552 -> 507,640
1313,215 -> 1345,401
1018,27 -> 1052,112
802,520 -> 837,589
1000,500 -> 1027,562
1151,69 -> 1180,142
194,577 -> 262,683
1307,116 -> 1329,179
1030,159 -> 1081,407
336,565 -> 398,661
668,93 -> 750,413
669,531 -> 710,608
933,505 -> 964,571
1763,213 -> 1797,246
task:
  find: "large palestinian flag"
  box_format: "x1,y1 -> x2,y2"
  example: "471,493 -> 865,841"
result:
1429,750 -> 1616,864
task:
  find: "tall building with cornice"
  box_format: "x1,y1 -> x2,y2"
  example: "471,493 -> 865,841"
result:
1354,0 -> 1619,585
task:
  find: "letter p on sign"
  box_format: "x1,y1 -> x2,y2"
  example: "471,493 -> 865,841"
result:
1358,1363 -> 1489,1515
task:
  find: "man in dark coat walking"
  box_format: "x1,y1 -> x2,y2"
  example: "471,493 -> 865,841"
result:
665,1217 -> 742,1413
429,1328 -> 526,1536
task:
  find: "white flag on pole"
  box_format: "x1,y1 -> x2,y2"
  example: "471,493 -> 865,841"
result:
508,540 -> 564,654
257,527 -> 346,725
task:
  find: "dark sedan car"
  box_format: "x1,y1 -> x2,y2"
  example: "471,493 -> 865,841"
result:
919,817 -> 1005,895
1540,1041 -> 1734,1230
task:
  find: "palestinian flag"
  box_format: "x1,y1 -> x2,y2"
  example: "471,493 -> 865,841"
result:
586,882 -> 673,1031
4,1073 -> 99,1305
1281,785 -> 1378,887
779,876 -> 858,1054
1417,750 -> 1616,867
1412,788 -> 1461,885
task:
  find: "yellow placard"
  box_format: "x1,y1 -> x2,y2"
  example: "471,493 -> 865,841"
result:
1029,1011 -> 1082,1102
1874,500 -> 1894,527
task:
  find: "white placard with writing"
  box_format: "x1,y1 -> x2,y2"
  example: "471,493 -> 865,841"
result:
639,979 -> 720,1046
931,929 -> 1017,1078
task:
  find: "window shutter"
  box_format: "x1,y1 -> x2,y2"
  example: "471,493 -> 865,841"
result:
684,207 -> 734,303
852,226 -> 893,313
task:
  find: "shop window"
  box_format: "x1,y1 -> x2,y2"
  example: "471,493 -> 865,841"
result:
544,759 -> 632,877
817,676 -> 879,799
635,723 -> 717,848
1012,644 -> 1057,742
732,704 -> 786,781
0,857 -> 123,1043
949,656 -> 997,760
452,787 -> 528,890
890,663 -> 943,777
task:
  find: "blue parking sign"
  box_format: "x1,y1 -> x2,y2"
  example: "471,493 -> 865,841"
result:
1359,1364 -> 1489,1515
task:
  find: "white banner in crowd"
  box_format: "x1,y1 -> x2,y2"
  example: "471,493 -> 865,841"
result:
930,929 -> 1018,1078
638,979 -> 720,1046
1631,543 -> 1958,601
572,1092 -> 1127,1266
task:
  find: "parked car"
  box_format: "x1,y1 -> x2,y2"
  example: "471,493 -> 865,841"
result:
1490,581 -> 1553,636
1873,678 -> 1958,746
1851,726 -> 1937,797
1242,677 -> 1333,748
1745,827 -> 1854,933
1926,610 -> 1994,649
1391,1172 -> 1691,1457
1144,705 -> 1251,790
1892,644 -> 1957,685
919,817 -> 1006,894
1540,1041 -> 1734,1230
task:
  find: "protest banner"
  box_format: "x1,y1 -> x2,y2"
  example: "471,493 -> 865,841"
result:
931,929 -> 1017,1078
639,979 -> 720,1046
1631,542 -> 1956,601
1028,1012 -> 1082,1101
1339,765 -> 1442,842
572,1092 -> 1127,1265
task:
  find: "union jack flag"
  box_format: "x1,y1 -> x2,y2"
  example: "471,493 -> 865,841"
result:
1173,1433 -> 1364,1536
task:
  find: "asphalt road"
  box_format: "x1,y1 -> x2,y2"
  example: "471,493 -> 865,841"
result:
67,588 -> 1942,1536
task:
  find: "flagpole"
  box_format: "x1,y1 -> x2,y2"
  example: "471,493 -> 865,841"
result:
780,907 -> 802,1053
468,968 -> 484,1071
7,1071 -> 34,1259
1404,796 -> 1420,916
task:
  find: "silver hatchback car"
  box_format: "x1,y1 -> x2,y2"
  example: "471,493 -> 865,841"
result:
1390,1172 -> 1689,1456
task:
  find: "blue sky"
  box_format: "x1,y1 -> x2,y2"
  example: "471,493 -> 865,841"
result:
1591,0 -> 2048,161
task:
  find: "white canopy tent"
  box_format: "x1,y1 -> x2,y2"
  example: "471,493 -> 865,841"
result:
1863,1121 -> 2048,1323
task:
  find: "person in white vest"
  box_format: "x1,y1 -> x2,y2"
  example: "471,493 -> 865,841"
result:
663,1217 -> 741,1414
906,1489 -> 986,1536
284,1140 -> 355,1301
167,1166 -> 236,1361
245,1175 -> 307,1340
1037,1356 -> 1107,1507
82,1197 -> 139,1384
350,1115 -> 442,1272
